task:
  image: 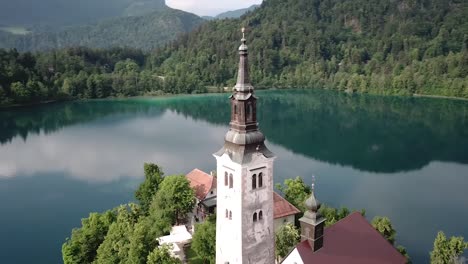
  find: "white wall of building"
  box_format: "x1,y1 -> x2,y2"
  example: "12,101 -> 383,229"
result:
215,152 -> 275,264
274,215 -> 296,232
280,248 -> 304,264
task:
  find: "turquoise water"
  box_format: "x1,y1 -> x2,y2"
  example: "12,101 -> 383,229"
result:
0,89 -> 467,263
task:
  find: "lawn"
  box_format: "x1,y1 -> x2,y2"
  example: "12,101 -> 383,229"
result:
186,247 -> 204,264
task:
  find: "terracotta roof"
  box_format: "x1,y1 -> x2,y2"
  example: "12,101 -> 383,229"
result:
273,192 -> 301,219
186,169 -> 215,201
294,212 -> 406,264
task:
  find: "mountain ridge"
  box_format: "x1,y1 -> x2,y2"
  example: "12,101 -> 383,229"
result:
0,0 -> 167,29
0,8 -> 205,51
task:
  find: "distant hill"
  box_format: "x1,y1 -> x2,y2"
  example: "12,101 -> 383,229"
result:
0,8 -> 204,51
216,5 -> 260,19
0,0 -> 166,29
203,5 -> 260,20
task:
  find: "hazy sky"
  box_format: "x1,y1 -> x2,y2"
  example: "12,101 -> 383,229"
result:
166,0 -> 263,16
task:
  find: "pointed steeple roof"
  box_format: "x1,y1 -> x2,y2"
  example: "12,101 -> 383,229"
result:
234,27 -> 254,93
214,27 -> 274,164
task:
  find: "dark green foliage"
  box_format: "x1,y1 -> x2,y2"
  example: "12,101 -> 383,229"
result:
0,45 -> 209,107
62,210 -> 116,264
275,176 -> 311,212
61,165 -> 184,264
191,215 -> 216,264
94,204 -> 141,264
275,223 -> 300,262
152,175 -> 196,225
320,205 -> 359,227
0,0 -> 166,29
0,9 -> 204,52
135,163 -> 164,215
150,0 -> 468,98
147,245 -> 182,264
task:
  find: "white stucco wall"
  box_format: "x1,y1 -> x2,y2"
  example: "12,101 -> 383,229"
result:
215,152 -> 275,264
205,187 -> 217,200
274,215 -> 296,232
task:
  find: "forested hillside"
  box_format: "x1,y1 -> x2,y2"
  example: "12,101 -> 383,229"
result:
151,0 -> 468,97
1,0 -> 467,107
0,9 -> 204,52
0,0 -> 166,29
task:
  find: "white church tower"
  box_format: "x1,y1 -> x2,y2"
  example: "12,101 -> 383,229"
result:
214,28 -> 276,264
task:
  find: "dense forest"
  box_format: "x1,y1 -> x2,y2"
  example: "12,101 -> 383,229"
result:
0,8 -> 204,52
0,0 -> 166,29
0,47 -> 208,107
1,0 -> 468,107
151,0 -> 468,97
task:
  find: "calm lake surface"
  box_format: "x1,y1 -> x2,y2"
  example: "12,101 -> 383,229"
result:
0,89 -> 467,263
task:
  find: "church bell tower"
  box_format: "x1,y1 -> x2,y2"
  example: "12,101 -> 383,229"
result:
214,28 -> 276,264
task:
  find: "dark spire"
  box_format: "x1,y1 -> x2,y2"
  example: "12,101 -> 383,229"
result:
235,27 -> 254,93
214,27 -> 274,164
299,177 -> 326,252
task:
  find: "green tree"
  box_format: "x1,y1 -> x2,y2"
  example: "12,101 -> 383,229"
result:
147,245 -> 181,264
10,81 -> 30,103
430,231 -> 468,264
275,176 -> 311,212
371,216 -> 396,245
135,163 -> 164,215
275,223 -> 300,262
152,175 -> 196,225
62,210 -> 116,264
191,215 -> 216,264
94,204 -> 140,264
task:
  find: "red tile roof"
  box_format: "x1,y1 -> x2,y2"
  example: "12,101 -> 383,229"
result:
186,169 -> 215,201
294,212 -> 406,264
186,169 -> 300,220
273,192 -> 301,219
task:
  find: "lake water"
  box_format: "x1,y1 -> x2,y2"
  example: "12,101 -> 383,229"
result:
0,89 -> 467,263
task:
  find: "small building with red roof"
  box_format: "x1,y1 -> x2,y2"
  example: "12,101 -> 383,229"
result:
186,169 -> 300,228
273,192 -> 301,231
281,189 -> 406,264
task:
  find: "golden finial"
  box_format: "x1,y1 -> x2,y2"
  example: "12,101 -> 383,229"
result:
242,27 -> 245,39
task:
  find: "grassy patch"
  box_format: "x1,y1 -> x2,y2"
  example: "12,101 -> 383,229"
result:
186,247 -> 204,264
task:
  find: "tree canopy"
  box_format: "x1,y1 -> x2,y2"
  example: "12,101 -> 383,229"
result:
275,223 -> 300,262
430,231 -> 468,264
191,215 -> 216,264
135,163 -> 164,215
62,164 -> 194,264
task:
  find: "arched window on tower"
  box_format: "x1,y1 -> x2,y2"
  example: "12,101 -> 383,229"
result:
225,209 -> 228,218
258,172 -> 263,188
252,174 -> 257,189
253,212 -> 257,222
229,211 -> 232,220
229,174 -> 233,189
259,210 -> 263,220
224,172 -> 228,186
246,102 -> 253,122
234,104 -> 238,115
